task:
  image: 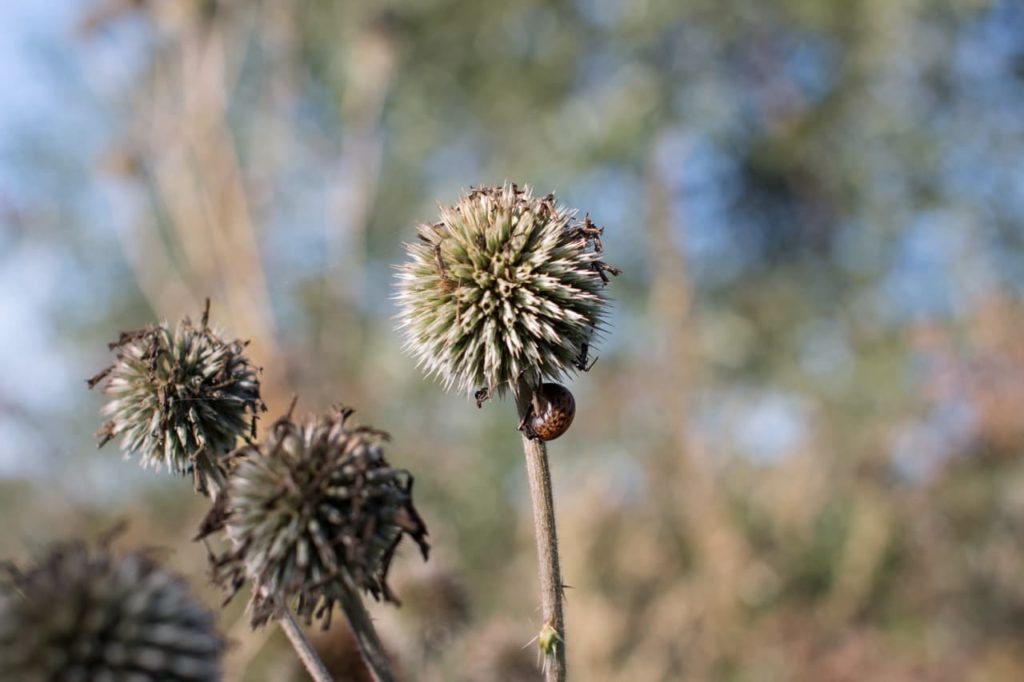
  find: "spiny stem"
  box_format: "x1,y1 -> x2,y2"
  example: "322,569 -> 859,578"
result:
515,377 -> 567,682
278,610 -> 333,682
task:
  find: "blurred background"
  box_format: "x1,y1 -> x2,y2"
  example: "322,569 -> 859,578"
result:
2,0 -> 1024,679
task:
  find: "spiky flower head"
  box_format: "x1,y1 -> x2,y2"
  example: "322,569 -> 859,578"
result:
198,404 -> 429,628
0,540 -> 224,682
89,302 -> 265,495
396,184 -> 618,397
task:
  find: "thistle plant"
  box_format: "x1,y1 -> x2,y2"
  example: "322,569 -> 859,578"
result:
198,402 -> 429,682
396,183 -> 618,681
395,183 -> 617,398
0,539 -> 224,682
88,302 -> 264,495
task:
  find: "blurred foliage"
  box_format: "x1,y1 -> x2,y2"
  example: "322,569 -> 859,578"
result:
4,0 -> 1024,679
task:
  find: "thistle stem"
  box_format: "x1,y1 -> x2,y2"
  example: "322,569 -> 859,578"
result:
278,610 -> 333,682
336,576 -> 398,682
515,379 -> 567,682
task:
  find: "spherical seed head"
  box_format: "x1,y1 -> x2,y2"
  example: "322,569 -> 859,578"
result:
396,184 -> 617,397
199,408 -> 430,628
0,541 -> 225,682
89,306 -> 265,495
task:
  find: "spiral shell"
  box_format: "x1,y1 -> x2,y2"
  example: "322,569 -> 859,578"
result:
526,383 -> 576,442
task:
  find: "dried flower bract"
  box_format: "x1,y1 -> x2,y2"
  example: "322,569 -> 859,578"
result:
198,405 -> 429,628
89,302 -> 265,495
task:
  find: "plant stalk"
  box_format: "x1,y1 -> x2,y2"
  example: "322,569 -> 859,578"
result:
278,610 -> 333,682
335,575 -> 398,682
515,378 -> 567,682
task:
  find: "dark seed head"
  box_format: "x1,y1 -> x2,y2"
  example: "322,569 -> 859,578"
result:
0,540 -> 225,682
197,406 -> 430,628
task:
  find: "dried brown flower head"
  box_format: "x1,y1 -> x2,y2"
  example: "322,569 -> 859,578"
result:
198,405 -> 429,628
89,302 -> 265,495
0,539 -> 224,682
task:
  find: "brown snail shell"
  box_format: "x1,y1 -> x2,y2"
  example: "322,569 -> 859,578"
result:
524,383 -> 576,442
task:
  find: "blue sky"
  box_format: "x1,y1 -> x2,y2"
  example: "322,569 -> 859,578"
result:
1,1 -> 1019,482
0,0 -> 87,477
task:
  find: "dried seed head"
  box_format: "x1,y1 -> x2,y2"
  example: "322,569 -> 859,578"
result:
198,406 -> 430,628
396,184 -> 617,397
0,540 -> 224,682
89,303 -> 265,495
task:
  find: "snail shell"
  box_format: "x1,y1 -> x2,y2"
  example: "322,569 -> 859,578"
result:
526,383 -> 576,442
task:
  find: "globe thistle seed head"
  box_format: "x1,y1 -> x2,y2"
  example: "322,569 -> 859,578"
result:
395,183 -> 618,397
89,303 -> 265,495
198,406 -> 430,628
0,540 -> 225,682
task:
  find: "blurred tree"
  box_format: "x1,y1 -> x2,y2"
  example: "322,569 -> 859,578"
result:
3,0 -> 1024,679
